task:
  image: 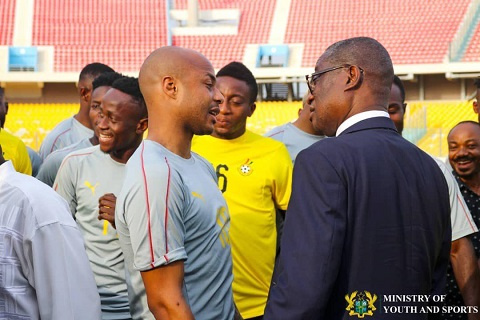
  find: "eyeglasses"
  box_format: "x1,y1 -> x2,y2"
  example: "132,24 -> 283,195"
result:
305,65 -> 363,94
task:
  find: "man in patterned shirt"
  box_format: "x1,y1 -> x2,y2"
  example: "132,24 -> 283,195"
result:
447,121 -> 480,320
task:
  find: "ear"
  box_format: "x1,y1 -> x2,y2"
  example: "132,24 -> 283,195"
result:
344,65 -> 363,91
248,103 -> 256,117
298,108 -> 302,117
162,76 -> 178,99
80,87 -> 90,103
136,118 -> 148,135
474,100 -> 479,114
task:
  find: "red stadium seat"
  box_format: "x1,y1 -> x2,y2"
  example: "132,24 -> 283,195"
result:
285,0 -> 471,66
0,0 -> 15,45
32,0 -> 168,72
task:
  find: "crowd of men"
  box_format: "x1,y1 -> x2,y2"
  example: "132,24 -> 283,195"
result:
1,36 -> 480,320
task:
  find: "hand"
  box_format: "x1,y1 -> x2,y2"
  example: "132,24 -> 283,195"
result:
98,193 -> 117,229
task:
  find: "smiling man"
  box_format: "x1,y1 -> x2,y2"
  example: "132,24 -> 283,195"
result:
54,76 -> 148,319
448,122 -> 480,286
37,72 -> 123,187
192,61 -> 292,320
39,63 -> 114,160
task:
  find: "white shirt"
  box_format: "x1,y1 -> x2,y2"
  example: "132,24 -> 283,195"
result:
336,110 -> 390,136
433,158 -> 478,241
0,160 -> 101,320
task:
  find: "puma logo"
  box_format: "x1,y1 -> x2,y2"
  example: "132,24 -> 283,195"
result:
84,181 -> 99,195
192,191 -> 204,201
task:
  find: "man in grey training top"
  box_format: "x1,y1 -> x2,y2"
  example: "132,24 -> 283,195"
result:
39,63 -> 114,159
115,46 -> 235,319
54,76 -> 148,319
37,72 -> 123,186
266,92 -> 325,164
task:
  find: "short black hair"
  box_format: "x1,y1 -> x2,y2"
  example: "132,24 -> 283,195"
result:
0,87 -> 4,99
79,63 -> 114,82
111,76 -> 147,118
92,72 -> 124,91
393,75 -> 406,103
217,62 -> 258,104
474,77 -> 480,89
448,120 -> 480,137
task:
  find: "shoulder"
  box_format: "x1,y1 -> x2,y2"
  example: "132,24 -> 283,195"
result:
264,123 -> 288,141
125,141 -> 174,180
249,131 -> 291,159
44,117 -> 74,139
63,145 -> 98,162
0,129 -> 22,144
191,134 -> 216,149
2,167 -> 76,228
58,145 -> 98,173
0,130 -> 29,156
192,152 -> 216,178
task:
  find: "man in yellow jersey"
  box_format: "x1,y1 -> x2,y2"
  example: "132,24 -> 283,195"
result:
192,61 -> 292,320
0,88 -> 32,175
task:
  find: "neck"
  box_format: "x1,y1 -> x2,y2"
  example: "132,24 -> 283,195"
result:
147,114 -> 192,159
293,118 -> 316,135
89,135 -> 99,145
74,103 -> 93,129
109,137 -> 143,164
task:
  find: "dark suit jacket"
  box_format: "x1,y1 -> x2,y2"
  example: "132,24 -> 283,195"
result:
264,116 -> 451,320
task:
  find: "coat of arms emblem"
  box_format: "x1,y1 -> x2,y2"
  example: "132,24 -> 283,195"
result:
345,290 -> 377,318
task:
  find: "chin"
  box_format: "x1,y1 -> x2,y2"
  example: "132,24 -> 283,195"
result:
99,146 -> 112,153
194,126 -> 214,136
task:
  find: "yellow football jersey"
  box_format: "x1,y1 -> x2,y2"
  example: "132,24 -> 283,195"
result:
192,130 -> 292,318
0,129 -> 32,175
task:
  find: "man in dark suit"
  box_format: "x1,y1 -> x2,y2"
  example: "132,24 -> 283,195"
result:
264,37 -> 451,319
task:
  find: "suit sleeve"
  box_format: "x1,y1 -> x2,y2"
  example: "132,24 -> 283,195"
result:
264,150 -> 347,319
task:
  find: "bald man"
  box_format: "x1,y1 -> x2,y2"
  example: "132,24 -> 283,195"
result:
265,37 -> 451,319
115,47 -> 235,320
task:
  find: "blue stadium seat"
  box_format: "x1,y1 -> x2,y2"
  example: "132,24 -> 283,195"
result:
8,46 -> 38,71
256,44 -> 289,67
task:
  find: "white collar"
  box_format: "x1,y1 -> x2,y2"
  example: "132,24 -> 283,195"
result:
335,110 -> 390,137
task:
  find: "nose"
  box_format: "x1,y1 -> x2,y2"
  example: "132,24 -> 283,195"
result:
214,86 -> 224,105
307,93 -> 315,112
97,112 -> 108,130
456,145 -> 469,158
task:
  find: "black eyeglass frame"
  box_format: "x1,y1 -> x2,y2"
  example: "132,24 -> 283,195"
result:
305,65 -> 363,94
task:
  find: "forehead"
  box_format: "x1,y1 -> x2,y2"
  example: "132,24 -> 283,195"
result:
389,83 -> 403,103
217,76 -> 249,97
449,123 -> 480,141
102,88 -> 133,109
187,53 -> 215,77
91,86 -> 111,100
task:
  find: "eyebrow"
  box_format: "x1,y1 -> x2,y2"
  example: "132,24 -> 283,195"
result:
206,73 -> 216,83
